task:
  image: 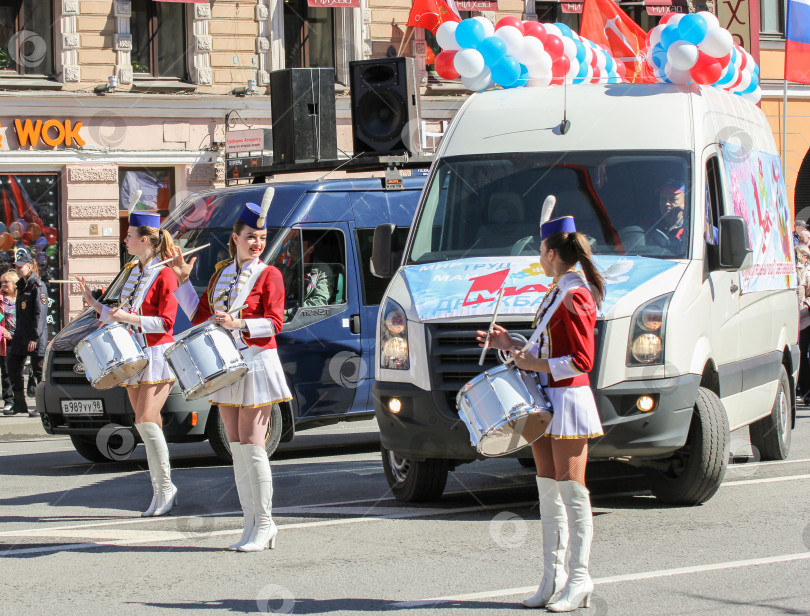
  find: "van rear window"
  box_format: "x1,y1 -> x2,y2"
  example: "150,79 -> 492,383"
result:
408,152 -> 692,264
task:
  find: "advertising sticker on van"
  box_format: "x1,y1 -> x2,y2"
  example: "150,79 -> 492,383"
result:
402,255 -> 679,321
720,141 -> 796,293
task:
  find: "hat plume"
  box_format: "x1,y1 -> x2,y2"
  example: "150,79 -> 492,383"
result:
257,187 -> 274,228
540,195 -> 557,226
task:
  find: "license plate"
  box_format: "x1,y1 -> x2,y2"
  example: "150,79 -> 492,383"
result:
61,399 -> 104,415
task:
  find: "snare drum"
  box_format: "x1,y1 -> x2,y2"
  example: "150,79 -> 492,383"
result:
456,364 -> 553,457
75,322 -> 148,390
164,322 -> 248,401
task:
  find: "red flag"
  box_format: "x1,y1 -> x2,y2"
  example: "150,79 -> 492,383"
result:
406,0 -> 461,35
580,0 -> 649,82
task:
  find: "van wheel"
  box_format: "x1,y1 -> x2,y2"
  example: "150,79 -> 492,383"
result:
644,387 -> 729,506
69,435 -> 113,463
749,365 -> 792,461
381,447 -> 450,502
206,404 -> 283,463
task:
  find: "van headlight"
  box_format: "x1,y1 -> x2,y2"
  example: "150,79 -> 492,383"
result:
627,294 -> 671,366
381,299 -> 409,370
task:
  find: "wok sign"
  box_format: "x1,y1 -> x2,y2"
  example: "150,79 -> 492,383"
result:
12,118 -> 85,147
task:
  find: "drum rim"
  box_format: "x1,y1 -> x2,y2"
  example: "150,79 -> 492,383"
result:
182,364 -> 248,400
477,407 -> 553,457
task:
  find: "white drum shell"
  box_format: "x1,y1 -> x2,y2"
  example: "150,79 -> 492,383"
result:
75,323 -> 148,390
456,364 -> 552,457
165,323 -> 248,401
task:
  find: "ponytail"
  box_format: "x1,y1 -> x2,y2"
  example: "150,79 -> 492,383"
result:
136,226 -> 176,262
544,231 -> 605,307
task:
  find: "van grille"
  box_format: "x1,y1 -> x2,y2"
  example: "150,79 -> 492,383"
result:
50,350 -> 88,385
425,320 -> 603,414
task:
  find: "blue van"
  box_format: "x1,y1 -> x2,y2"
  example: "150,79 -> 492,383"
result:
38,176 -> 423,463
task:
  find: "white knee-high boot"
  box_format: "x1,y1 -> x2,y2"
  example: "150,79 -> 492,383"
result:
228,443 -> 255,551
523,477 -> 568,608
547,481 -> 594,612
135,424 -> 159,517
134,422 -> 177,517
238,444 -> 277,552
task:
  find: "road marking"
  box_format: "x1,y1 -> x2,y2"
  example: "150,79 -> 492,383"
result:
721,473 -> 810,487
393,552 -> 810,607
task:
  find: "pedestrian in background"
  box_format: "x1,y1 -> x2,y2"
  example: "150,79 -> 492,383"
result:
0,270 -> 19,414
7,251 -> 47,417
796,244 -> 810,404
794,219 -> 807,246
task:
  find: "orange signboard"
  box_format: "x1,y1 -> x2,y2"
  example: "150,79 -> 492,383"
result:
13,118 -> 85,148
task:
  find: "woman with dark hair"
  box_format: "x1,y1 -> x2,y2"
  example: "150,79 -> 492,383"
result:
477,208 -> 604,612
170,199 -> 291,552
8,251 -> 47,417
79,209 -> 180,517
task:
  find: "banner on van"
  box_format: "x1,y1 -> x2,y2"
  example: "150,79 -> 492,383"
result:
402,255 -> 679,321
719,142 -> 796,293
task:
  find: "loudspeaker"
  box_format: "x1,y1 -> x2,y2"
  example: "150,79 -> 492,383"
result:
349,57 -> 421,156
269,68 -> 337,164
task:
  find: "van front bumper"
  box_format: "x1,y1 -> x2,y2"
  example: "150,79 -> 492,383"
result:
373,374 -> 700,462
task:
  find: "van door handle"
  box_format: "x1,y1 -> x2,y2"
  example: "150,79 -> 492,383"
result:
730,282 -> 739,294
350,314 -> 361,334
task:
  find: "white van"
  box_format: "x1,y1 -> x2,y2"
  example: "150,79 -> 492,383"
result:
370,83 -> 799,506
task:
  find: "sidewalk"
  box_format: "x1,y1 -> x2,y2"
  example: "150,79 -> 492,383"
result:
0,394 -> 53,440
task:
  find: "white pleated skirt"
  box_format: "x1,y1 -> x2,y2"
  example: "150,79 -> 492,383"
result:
122,342 -> 176,388
545,385 -> 604,439
209,346 -> 292,409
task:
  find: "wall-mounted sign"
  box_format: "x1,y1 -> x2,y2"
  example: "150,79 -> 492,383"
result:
13,118 -> 85,147
225,128 -> 269,153
306,0 -> 360,7
226,155 -> 273,180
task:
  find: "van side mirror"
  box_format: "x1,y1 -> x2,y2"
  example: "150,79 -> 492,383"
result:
371,223 -> 396,278
716,216 -> 753,272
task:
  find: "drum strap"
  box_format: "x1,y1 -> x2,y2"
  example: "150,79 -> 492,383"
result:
211,260 -> 268,314
121,259 -> 163,313
525,272 -> 588,354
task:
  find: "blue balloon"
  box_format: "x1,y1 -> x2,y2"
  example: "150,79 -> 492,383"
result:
510,64 -> 530,88
651,43 -> 668,69
478,36 -> 508,67
34,236 -> 47,248
573,59 -> 589,84
491,56 -> 521,87
729,46 -> 738,65
574,40 -> 586,64
678,14 -> 708,45
604,54 -> 615,73
555,23 -> 574,38
455,18 -> 486,49
659,24 -> 681,50
739,74 -> 758,94
714,65 -> 735,86
0,223 -> 7,234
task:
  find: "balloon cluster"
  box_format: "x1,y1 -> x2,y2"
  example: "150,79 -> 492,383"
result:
433,16 -> 624,91
644,12 -> 760,103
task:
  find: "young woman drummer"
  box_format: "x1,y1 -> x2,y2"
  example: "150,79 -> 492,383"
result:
79,208 -> 179,517
477,201 -> 605,612
169,195 -> 291,552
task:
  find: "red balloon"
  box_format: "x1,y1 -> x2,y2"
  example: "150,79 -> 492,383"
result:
691,52 -> 723,84
551,55 -> 570,79
737,45 -> 748,71
591,66 -> 602,83
523,21 -> 547,44
615,61 -> 627,78
496,16 -> 524,33
44,227 -> 57,245
21,232 -> 32,246
435,50 -> 459,80
717,52 -> 731,69
544,34 -> 565,61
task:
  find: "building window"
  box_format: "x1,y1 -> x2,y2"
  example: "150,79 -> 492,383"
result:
760,0 -> 785,36
118,168 -> 175,267
0,0 -> 54,77
535,3 -> 581,30
0,173 -> 62,334
284,0 -> 336,68
131,0 -> 189,79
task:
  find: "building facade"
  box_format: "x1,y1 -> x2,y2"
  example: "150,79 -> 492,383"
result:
0,0 -> 806,331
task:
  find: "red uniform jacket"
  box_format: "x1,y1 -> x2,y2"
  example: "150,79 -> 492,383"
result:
545,286 -> 597,388
132,267 -> 178,347
191,265 -> 285,350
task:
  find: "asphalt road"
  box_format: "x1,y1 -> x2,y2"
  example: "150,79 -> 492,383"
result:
1,407 -> 809,616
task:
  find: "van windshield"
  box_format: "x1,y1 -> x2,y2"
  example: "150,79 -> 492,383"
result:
408,152 -> 692,264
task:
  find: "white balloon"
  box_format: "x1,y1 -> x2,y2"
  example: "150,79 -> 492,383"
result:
515,36 -> 546,66
462,67 -> 494,92
494,25 -> 525,57
454,48 -> 485,78
665,64 -> 693,84
584,46 -> 595,67
436,22 -> 461,50
544,23 -> 563,39
565,57 -> 580,83
697,11 -> 720,31
527,74 -> 553,87
527,51 -> 553,77
667,40 -> 699,71
733,69 -> 752,92
698,27 -> 733,58
561,36 -> 578,60
649,24 -> 666,49
595,50 -> 607,71
740,86 -> 761,104
666,13 -> 685,27
473,16 -> 495,39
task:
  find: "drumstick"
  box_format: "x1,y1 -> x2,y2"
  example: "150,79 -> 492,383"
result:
147,243 -> 211,270
478,287 -> 506,366
49,279 -> 109,284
